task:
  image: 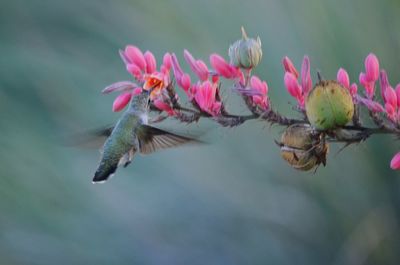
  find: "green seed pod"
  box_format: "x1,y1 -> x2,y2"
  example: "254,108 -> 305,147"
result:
279,124 -> 328,171
306,80 -> 354,130
228,27 -> 262,69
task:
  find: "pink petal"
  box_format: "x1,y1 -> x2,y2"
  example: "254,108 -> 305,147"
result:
385,102 -> 396,121
112,92 -> 132,112
301,56 -> 312,95
144,51 -> 157,74
359,72 -> 374,98
250,75 -> 268,95
162,53 -> 172,71
171,53 -> 184,83
125,46 -> 147,71
184,50 -> 209,81
132,87 -> 143,96
102,81 -> 137,94
180,73 -> 191,92
126,64 -> 143,80
350,83 -> 358,96
390,152 -> 400,170
395,83 -> 400,108
119,50 -> 131,65
195,60 -> 209,81
365,53 -> 380,82
337,68 -> 350,89
379,70 -> 390,102
282,56 -> 299,79
284,72 -> 302,99
153,99 -> 175,116
210,53 -> 237,79
384,86 -> 397,109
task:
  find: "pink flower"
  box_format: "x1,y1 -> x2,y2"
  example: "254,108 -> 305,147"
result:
359,53 -> 380,98
282,56 -> 299,79
106,46 -> 175,112
112,92 -> 132,112
301,56 -> 312,95
171,53 -> 196,99
337,68 -> 357,97
284,72 -> 303,105
282,56 -> 312,107
249,75 -> 269,110
378,70 -> 399,122
194,81 -> 221,116
390,152 -> 400,170
210,53 -> 241,80
124,45 -> 147,71
184,50 -> 209,81
337,68 -> 350,89
365,53 -> 380,82
153,98 -> 176,116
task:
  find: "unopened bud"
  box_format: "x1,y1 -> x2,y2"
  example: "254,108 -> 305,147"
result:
228,27 -> 262,69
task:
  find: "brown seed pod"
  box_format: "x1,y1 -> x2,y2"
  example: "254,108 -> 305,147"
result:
278,123 -> 329,171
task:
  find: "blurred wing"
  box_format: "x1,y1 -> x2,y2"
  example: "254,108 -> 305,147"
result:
63,126 -> 114,149
137,125 -> 199,154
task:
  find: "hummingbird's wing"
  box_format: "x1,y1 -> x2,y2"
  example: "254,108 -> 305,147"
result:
137,125 -> 199,154
63,126 -> 114,149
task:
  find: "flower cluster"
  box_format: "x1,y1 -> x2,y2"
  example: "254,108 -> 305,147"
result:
101,28 -> 400,172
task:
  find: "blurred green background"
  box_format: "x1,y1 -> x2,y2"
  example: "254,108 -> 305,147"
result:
1,0 -> 400,264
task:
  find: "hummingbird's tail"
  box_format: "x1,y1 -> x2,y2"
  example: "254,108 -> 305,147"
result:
93,161 -> 118,183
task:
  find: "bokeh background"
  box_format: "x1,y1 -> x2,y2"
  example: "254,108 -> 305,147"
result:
1,0 -> 400,264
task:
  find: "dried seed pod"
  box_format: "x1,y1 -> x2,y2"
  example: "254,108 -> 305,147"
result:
279,123 -> 329,171
306,80 -> 354,130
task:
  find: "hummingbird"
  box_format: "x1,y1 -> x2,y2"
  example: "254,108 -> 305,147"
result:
93,81 -> 197,183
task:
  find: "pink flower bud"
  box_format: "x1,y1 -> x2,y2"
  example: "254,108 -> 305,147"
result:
119,50 -> 130,65
250,76 -> 269,110
385,103 -> 396,121
162,53 -> 172,70
384,86 -> 397,110
282,56 -> 299,79
102,81 -> 138,94
390,152 -> 400,170
132,87 -> 143,96
350,83 -> 358,96
284,72 -> 302,100
210,53 -> 237,79
126,64 -> 143,80
125,46 -> 147,71
153,99 -> 176,116
359,72 -> 374,98
379,70 -> 390,102
250,76 -> 268,95
195,60 -> 209,81
180,73 -> 191,92
171,53 -> 184,83
301,56 -> 312,95
112,92 -> 132,112
183,50 -> 209,81
144,51 -> 157,74
337,68 -> 350,89
365,53 -> 379,82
